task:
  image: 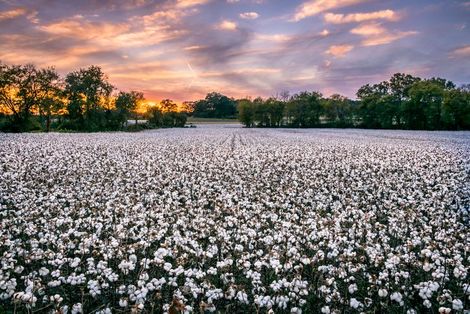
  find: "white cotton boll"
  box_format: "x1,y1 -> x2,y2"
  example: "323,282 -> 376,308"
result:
438,307 -> 451,313
350,298 -> 360,309
14,266 -> 24,274
453,265 -> 467,279
50,294 -> 63,303
423,300 -> 432,308
321,305 -> 330,314
452,299 -> 463,310
119,298 -> 128,307
164,263 -> 172,271
423,262 -> 432,272
39,267 -> 49,276
378,289 -> 388,297
129,254 -> 137,263
348,283 -> 358,294
70,257 -> 81,268
236,291 -> 248,304
390,292 -> 403,304
71,303 -> 83,314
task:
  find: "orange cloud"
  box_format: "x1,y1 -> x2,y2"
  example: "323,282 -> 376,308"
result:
361,31 -> 417,46
255,33 -> 291,42
324,9 -> 400,24
449,45 -> 470,58
176,0 -> 211,8
218,20 -> 237,30
240,12 -> 259,19
292,0 -> 369,21
350,23 -> 417,46
184,45 -> 204,51
326,44 -> 354,57
39,19 -> 130,40
350,23 -> 387,36
0,7 -> 27,20
39,12 -> 187,50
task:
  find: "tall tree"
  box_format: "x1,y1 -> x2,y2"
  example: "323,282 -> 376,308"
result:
0,63 -> 62,131
115,91 -> 144,127
266,97 -> 285,127
442,88 -> 470,129
0,63 -> 30,129
407,80 -> 444,129
160,99 -> 177,113
237,99 -> 255,127
288,91 -> 322,127
64,66 -> 114,130
323,94 -> 353,127
35,67 -> 62,132
193,92 -> 237,118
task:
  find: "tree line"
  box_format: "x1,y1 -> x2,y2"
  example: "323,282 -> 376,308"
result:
237,73 -> 470,130
183,92 -> 237,119
0,63 -> 186,132
1,63 -> 468,132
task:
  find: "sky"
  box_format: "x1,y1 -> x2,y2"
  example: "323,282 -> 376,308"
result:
0,0 -> 469,103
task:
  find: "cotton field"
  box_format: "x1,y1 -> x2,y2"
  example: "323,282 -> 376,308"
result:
0,125 -> 469,314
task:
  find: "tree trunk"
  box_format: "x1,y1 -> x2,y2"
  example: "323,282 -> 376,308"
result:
46,115 -> 51,132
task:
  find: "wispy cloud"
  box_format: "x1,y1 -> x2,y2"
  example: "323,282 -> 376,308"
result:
38,18 -> 130,40
176,0 -> 211,8
255,33 -> 291,42
324,9 -> 400,24
351,23 -> 417,46
350,23 -> 386,36
240,12 -> 259,19
292,0 -> 369,22
449,45 -> 470,58
218,20 -> 237,30
361,31 -> 417,46
326,44 -> 354,57
0,7 -> 27,20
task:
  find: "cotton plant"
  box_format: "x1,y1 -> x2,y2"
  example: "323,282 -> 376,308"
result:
0,127 -> 468,313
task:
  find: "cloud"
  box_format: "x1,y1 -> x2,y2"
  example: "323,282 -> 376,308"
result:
350,23 -> 417,46
218,20 -> 237,30
324,9 -> 400,24
292,0 -> 369,22
449,45 -> 470,58
350,23 -> 386,36
326,44 -> 354,57
361,31 -> 417,46
184,45 -> 204,51
255,33 -> 291,42
38,19 -> 130,40
0,7 -> 27,20
240,12 -> 259,19
176,0 -> 211,8
0,0 -> 466,101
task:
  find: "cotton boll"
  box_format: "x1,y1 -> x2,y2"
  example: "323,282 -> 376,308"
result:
350,298 -> 361,309
452,299 -> 463,311
348,284 -> 358,294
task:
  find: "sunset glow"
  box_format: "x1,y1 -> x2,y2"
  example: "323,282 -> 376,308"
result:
0,0 -> 468,103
